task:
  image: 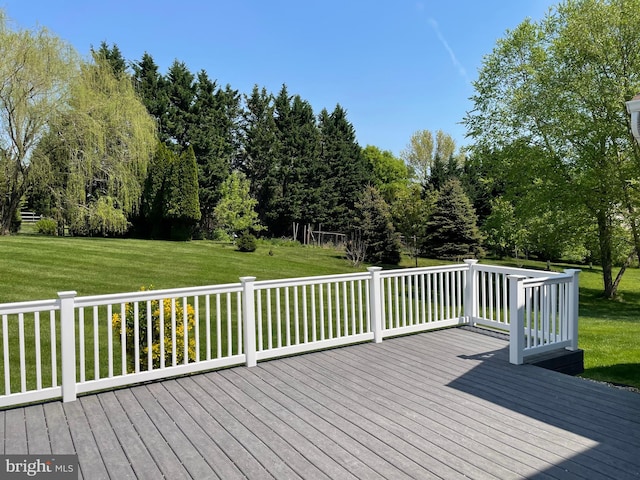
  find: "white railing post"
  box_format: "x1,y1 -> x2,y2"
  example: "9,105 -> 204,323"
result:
463,259 -> 478,325
58,291 -> 77,403
240,277 -> 257,367
508,276 -> 526,365
367,267 -> 383,343
564,269 -> 581,351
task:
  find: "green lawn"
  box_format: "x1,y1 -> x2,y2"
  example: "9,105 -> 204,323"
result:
1,234 -> 639,389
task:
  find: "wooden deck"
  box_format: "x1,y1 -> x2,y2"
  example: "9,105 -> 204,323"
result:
1,327 -> 639,479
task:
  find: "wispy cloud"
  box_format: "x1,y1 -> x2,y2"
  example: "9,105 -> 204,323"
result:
428,18 -> 469,82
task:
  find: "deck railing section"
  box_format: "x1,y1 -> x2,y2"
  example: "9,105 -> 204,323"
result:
379,265 -> 468,337
509,270 -> 580,364
252,272 -> 373,362
0,299 -> 61,406
0,262 -> 580,406
70,284 -> 245,402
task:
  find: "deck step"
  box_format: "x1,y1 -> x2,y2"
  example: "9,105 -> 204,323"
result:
528,348 -> 584,375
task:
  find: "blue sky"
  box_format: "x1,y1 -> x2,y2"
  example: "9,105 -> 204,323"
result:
2,0 -> 556,157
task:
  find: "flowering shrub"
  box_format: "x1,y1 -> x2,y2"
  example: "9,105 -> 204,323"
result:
112,288 -> 197,372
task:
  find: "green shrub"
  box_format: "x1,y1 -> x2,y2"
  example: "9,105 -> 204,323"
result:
212,228 -> 232,242
35,218 -> 58,236
236,231 -> 257,252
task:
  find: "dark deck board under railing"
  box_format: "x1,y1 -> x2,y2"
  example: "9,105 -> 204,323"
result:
1,327 -> 639,479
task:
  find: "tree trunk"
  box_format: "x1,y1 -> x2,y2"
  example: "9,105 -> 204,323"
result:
596,211 -> 615,298
611,251 -> 635,297
0,190 -> 22,235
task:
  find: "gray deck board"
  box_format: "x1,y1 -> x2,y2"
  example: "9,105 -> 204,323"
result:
130,385 -> 217,479
113,388 -> 191,480
63,399 -> 109,479
4,408 -> 26,454
315,340 -> 602,479
0,327 -> 638,479
42,402 -> 76,456
81,395 -> 136,479
96,391 -> 163,480
24,405 -> 50,454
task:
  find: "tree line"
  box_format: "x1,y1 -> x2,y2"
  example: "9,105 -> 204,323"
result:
4,1 -> 640,298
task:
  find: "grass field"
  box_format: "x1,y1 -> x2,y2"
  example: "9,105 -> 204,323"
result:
1,233 -> 639,389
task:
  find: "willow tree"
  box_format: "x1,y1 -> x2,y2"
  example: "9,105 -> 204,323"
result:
464,0 -> 640,298
0,11 -> 78,234
44,54 -> 157,235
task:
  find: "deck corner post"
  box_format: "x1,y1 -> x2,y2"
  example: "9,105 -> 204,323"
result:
58,291 -> 77,403
564,269 -> 581,351
240,277 -> 258,367
463,259 -> 479,325
367,267 -> 383,343
508,275 -> 526,365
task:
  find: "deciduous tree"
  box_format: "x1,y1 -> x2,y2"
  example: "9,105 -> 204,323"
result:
464,0 -> 640,297
213,171 -> 262,237
42,54 -> 156,236
0,12 -> 78,234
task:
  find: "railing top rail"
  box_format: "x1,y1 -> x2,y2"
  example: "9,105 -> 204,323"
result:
74,282 -> 243,308
475,263 -> 562,278
0,298 -> 59,315
379,264 -> 468,278
255,272 -> 371,290
521,273 -> 573,288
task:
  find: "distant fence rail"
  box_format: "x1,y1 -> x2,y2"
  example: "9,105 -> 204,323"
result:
20,211 -> 41,223
0,261 -> 580,408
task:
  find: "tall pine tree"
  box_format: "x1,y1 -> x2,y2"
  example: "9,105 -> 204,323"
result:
191,73 -> 240,236
423,179 -> 484,259
165,60 -> 195,148
268,85 -> 324,236
352,186 -> 402,265
132,53 -> 169,143
166,145 -> 201,240
319,105 -> 372,232
239,85 -> 279,230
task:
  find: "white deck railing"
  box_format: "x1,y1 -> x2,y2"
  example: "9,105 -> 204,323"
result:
0,261 -> 579,407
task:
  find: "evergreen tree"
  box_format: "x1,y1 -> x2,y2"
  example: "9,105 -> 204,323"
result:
140,142 -> 173,238
423,179 -> 484,259
165,60 -> 195,148
239,86 -> 279,229
319,104 -> 372,232
191,72 -> 240,236
132,53 -> 169,143
91,41 -> 127,78
391,183 -> 435,262
352,186 -> 402,265
288,95 -> 325,230
427,154 -> 447,191
166,146 -> 201,240
268,85 -> 324,236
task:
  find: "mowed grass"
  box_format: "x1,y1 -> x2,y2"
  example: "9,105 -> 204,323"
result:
0,235 -> 364,302
489,258 -> 640,389
1,234 -> 639,389
574,266 -> 640,388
